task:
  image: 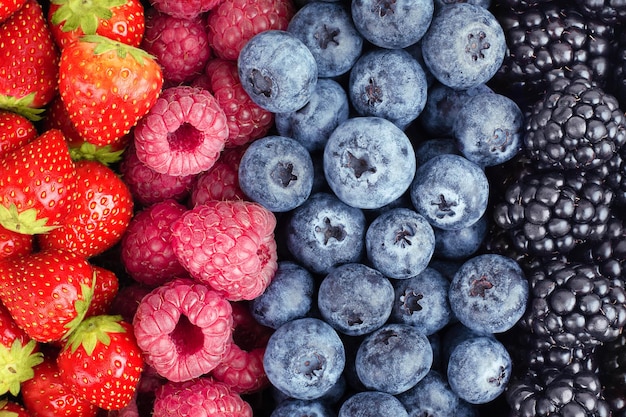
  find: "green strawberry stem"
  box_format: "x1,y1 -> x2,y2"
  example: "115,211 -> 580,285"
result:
0,94 -> 45,121
65,315 -> 126,356
62,276 -> 97,341
0,339 -> 44,397
69,142 -> 125,165
80,34 -> 156,64
0,204 -> 59,235
50,0 -> 127,34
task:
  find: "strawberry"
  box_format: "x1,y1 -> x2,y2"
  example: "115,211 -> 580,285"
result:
0,302 -> 43,397
0,399 -> 33,417
0,248 -> 95,343
21,356 -> 99,417
86,265 -> 119,317
48,0 -> 145,50
0,129 -> 78,235
38,160 -> 134,258
0,109 -> 37,158
0,0 -> 59,118
0,224 -> 33,260
57,315 -> 144,410
58,34 -> 163,148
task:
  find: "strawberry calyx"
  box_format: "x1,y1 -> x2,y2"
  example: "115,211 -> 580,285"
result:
0,204 -> 59,235
0,94 -> 45,122
61,276 -> 97,341
0,339 -> 44,397
65,315 -> 126,356
69,142 -> 125,165
51,0 -> 127,34
80,34 -> 155,63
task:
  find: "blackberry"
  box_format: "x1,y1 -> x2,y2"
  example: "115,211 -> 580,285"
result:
493,169 -> 614,256
523,75 -> 626,172
609,30 -> 626,111
570,216 -> 626,280
492,3 -> 616,108
573,0 -> 626,24
597,332 -> 626,417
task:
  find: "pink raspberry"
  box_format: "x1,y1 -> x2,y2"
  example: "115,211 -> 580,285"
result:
149,0 -> 224,20
133,278 -> 233,382
120,199 -> 188,287
170,200 -> 278,301
192,58 -> 274,147
120,143 -> 196,207
206,0 -> 295,61
141,9 -> 212,84
152,377 -> 252,417
190,145 -> 248,205
133,85 -> 229,176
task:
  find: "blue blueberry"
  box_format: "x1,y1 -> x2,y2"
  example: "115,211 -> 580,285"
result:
324,117 -> 416,209
428,333 -> 442,371
238,30 -> 318,113
448,253 -> 529,334
270,399 -> 336,417
390,267 -> 453,336
365,207 -> 435,280
440,323 -> 492,368
355,323 -> 433,394
286,192 -> 366,275
429,258 -> 462,282
275,78 -> 350,153
287,1 -> 363,78
250,261 -> 315,329
446,336 -> 512,404
434,0 -> 491,10
410,154 -> 489,230
348,49 -> 428,129
338,391 -> 409,417
264,317 -> 346,400
418,82 -> 493,137
238,135 -> 314,212
420,3 -> 506,89
455,400 -> 479,417
351,0 -> 434,49
271,374 -> 347,407
396,370 -> 460,417
317,263 -> 394,336
404,40 -> 436,88
414,138 -> 460,166
453,92 -> 524,167
433,213 -> 488,260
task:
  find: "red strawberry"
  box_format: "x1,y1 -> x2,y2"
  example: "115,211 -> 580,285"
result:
57,315 -> 144,410
0,248 -> 95,343
86,265 -> 120,317
0,129 -> 78,235
58,34 -> 163,147
48,0 -> 145,50
0,302 -> 43,397
0,399 -> 33,417
0,224 -> 33,260
0,109 -> 37,158
21,356 -> 99,417
38,160 -> 134,258
0,0 -> 59,117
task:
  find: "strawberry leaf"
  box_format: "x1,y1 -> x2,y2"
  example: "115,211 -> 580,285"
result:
62,273 -> 97,340
0,204 -> 59,235
51,0 -> 126,34
0,94 -> 45,121
0,339 -> 44,397
69,142 -> 125,165
65,315 -> 126,356
80,34 -> 156,64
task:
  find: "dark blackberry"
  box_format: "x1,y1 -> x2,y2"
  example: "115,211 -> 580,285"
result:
597,332 -> 626,417
570,216 -> 626,279
493,169 -> 614,256
609,29 -> 626,112
523,75 -> 626,172
573,0 -> 626,24
492,3 -> 616,108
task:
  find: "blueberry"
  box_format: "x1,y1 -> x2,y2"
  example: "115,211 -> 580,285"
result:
238,30 -> 318,113
446,336 -> 512,404
396,370 -> 460,416
348,49 -> 428,129
390,267 -> 453,336
404,40 -> 436,88
455,400 -> 479,417
365,207 -> 435,280
433,213 -> 488,260
440,323 -> 492,368
238,135 -> 314,212
338,391 -> 409,417
355,323 -> 433,394
287,1 -> 363,78
286,192 -> 366,275
317,263 -> 394,336
264,317 -> 346,400
270,399 -> 336,417
453,92 -> 523,167
250,261 -> 315,329
324,117 -> 416,210
420,3 -> 506,90
351,0 -> 434,49
275,78 -> 350,153
448,253 -> 529,334
410,154 -> 489,230
414,138 -> 460,166
433,0 -> 491,10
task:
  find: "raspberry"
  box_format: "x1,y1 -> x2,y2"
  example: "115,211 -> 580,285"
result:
152,377 -> 252,417
133,85 -> 229,176
190,145 -> 248,205
206,0 -> 295,61
192,58 -> 274,147
149,0 -> 224,19
120,199 -> 188,288
141,9 -> 211,84
133,278 -> 233,382
170,200 -> 278,301
109,283 -> 153,324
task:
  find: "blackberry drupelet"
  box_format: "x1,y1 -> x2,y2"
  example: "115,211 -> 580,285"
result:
523,75 -> 626,172
573,0 -> 626,24
597,332 -> 626,417
493,169 -> 614,256
570,216 -> 626,280
609,30 -> 626,111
